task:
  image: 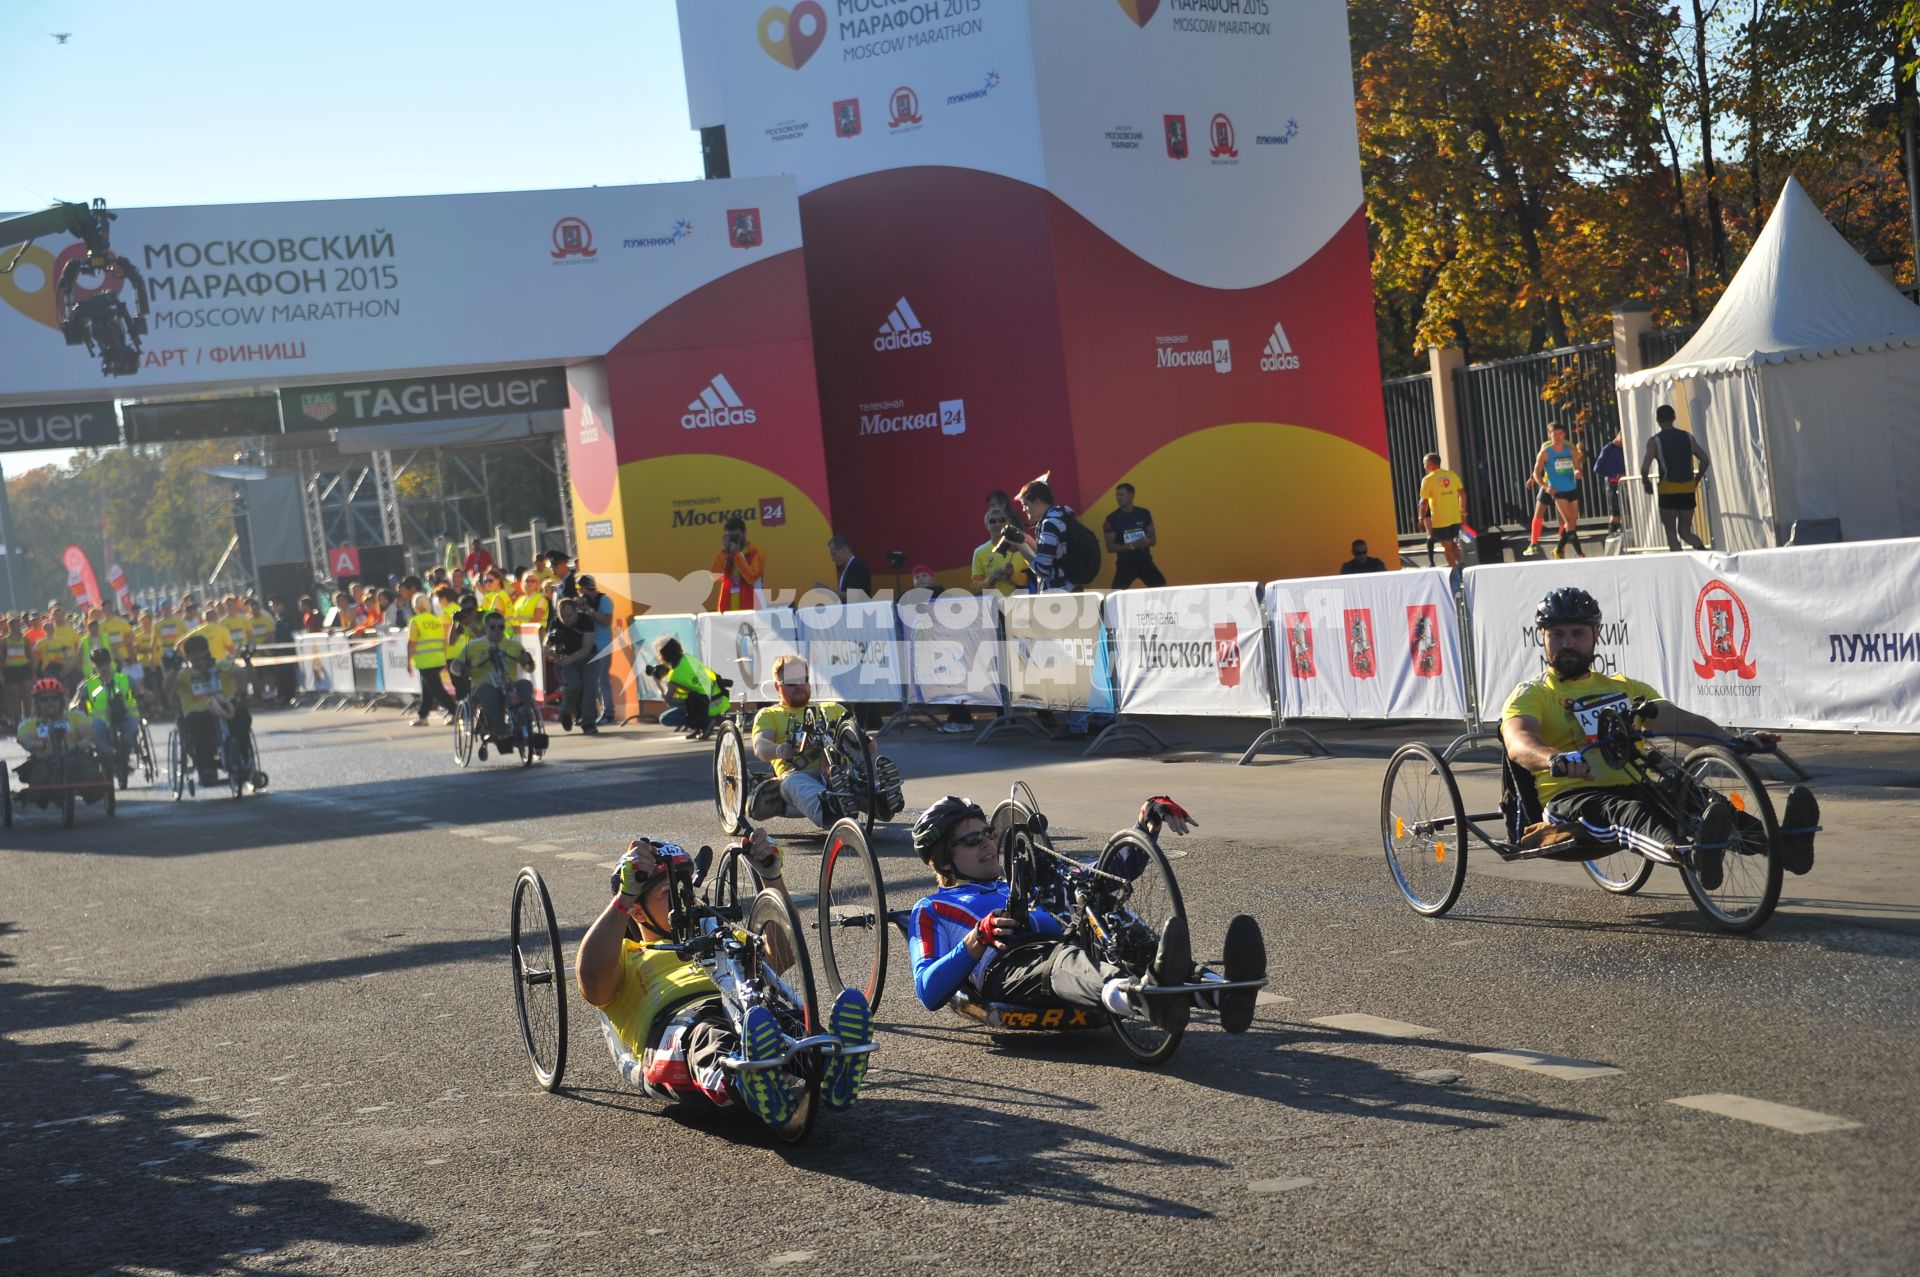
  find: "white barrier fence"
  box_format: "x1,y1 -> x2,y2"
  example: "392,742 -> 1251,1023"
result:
796,599 -> 904,704
1004,592 -> 1105,714
899,595 -> 1002,708
696,608 -> 804,705
1465,538 -> 1920,733
1106,583 -> 1271,718
1265,569 -> 1469,724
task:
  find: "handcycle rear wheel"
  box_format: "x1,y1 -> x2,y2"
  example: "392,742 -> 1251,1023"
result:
747,889 -> 821,1145
1095,828 -> 1188,1066
225,729 -> 246,800
1582,848 -> 1655,895
510,866 -> 569,1091
139,719 -> 156,785
817,818 -> 889,1012
1677,744 -> 1782,933
832,721 -> 877,838
453,700 -> 475,768
517,706 -> 536,767
713,719 -> 749,835
1380,742 -> 1468,916
167,729 -> 185,801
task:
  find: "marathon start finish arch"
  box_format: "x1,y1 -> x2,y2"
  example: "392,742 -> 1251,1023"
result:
679,0 -> 1396,582
0,179 -> 836,614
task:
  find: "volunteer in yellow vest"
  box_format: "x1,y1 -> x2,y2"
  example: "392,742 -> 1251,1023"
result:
512,570 -> 551,637
78,647 -> 142,777
1417,451 -> 1468,569
2,615 -> 35,728
480,571 -> 514,621
406,598 -> 458,728
35,608 -> 83,684
646,636 -> 730,741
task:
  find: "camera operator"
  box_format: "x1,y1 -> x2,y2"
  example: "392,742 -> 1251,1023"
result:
710,517 -> 765,612
646,636 -> 731,741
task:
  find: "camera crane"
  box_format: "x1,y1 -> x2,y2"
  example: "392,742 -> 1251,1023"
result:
1,198 -> 151,377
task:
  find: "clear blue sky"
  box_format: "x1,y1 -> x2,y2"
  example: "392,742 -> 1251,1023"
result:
0,0 -> 704,476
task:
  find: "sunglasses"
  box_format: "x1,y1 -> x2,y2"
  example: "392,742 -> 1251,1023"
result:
952,830 -> 993,849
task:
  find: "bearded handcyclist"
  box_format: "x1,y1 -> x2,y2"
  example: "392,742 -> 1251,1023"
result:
907,794 -> 1266,1032
574,829 -> 873,1127
1500,586 -> 1818,886
750,654 -> 903,828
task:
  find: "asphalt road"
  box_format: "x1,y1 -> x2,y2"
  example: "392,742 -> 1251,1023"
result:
3,709 -> 1916,1276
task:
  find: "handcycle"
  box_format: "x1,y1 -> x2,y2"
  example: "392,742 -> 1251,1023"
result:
508,832 -> 871,1145
712,703 -> 898,837
452,664 -> 545,769
1379,700 -> 1816,933
4,719 -> 117,828
167,705 -> 266,801
815,785 -> 1267,1066
100,695 -> 156,790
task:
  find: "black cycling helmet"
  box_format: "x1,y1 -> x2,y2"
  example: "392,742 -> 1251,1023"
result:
1535,586 -> 1602,629
90,647 -> 113,666
912,795 -> 985,864
181,634 -> 211,658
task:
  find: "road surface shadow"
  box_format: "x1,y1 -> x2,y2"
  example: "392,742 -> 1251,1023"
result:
0,921 -> 427,1274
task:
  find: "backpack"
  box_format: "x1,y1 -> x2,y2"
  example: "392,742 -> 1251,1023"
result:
1059,511 -> 1103,588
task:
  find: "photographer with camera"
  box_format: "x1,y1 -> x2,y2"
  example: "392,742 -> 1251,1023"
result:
710,517 -> 765,613
1007,478 -> 1099,594
647,635 -> 730,741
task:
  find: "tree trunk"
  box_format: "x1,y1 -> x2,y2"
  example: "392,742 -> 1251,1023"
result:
1692,0 -> 1732,281
1661,110 -> 1703,323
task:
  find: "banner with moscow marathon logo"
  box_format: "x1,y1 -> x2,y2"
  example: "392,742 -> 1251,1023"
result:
0,401 -> 120,452
284,367 -> 569,431
1266,568 -> 1468,723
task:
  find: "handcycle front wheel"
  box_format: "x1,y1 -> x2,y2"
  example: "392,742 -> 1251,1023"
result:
510,866 -> 569,1092
1677,744 -> 1782,933
1380,742 -> 1469,916
747,889 -> 822,1145
453,700 -> 475,768
832,720 -> 877,838
167,729 -> 185,801
713,719 -> 749,835
138,719 -> 157,785
1095,828 -> 1188,1067
816,818 -> 889,1012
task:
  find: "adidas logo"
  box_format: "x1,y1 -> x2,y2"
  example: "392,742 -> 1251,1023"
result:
1260,322 -> 1301,372
873,297 -> 934,351
680,374 -> 758,429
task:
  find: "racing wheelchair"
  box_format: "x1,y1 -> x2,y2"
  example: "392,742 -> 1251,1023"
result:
1380,701 -> 1816,933
452,670 -> 545,769
814,786 -> 1267,1066
711,704 -> 900,837
4,719 -> 117,828
167,713 -> 266,801
508,835 -> 872,1145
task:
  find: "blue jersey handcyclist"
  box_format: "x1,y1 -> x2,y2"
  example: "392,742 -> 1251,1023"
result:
906,795 -> 1266,1033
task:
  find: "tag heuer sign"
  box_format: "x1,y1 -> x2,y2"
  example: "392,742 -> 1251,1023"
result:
585,519 -> 614,540
283,366 -> 569,431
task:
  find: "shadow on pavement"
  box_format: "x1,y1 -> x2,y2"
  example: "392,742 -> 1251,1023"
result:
0,922 -> 428,1274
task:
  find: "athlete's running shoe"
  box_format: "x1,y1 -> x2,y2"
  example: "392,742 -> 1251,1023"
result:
822,988 -> 873,1111
734,1005 -> 794,1127
1778,785 -> 1819,875
1216,914 -> 1266,1035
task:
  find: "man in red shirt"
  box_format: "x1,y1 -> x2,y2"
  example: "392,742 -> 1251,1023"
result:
463,536 -> 495,578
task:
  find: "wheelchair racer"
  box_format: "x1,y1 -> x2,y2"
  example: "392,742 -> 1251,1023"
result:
13,677 -> 110,788
907,795 -> 1266,1034
1500,587 -> 1818,886
173,634 -> 262,790
575,829 -> 873,1127
447,611 -> 543,762
750,654 -> 903,828
76,648 -> 141,775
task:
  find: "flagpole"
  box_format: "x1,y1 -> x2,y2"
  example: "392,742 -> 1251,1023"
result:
0,462 -> 19,613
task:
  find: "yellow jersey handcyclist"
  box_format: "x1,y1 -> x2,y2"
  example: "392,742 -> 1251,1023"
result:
172,634 -> 264,792
14,677 -> 111,790
750,654 -> 904,829
448,612 -> 543,762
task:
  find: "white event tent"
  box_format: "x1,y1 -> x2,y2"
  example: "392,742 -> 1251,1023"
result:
1616,177 -> 1920,550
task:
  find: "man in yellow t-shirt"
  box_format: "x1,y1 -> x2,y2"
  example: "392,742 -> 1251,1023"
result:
178,605 -> 233,661
447,611 -> 537,757
574,831 -> 870,1123
749,654 -> 902,828
970,507 -> 1028,596
1500,586 -> 1818,887
1417,451 -> 1466,569
34,608 -> 82,683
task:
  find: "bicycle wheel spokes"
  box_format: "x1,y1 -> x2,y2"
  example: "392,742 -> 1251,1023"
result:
747,890 -> 821,1144
511,867 -> 568,1091
1582,847 -> 1654,895
817,821 -> 888,1009
1678,746 -> 1781,931
1380,743 -> 1468,916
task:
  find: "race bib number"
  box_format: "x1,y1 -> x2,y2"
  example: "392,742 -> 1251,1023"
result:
1123,528 -> 1147,545
34,724 -> 49,739
192,676 -> 218,697
1567,691 -> 1630,743
1553,455 -> 1575,478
